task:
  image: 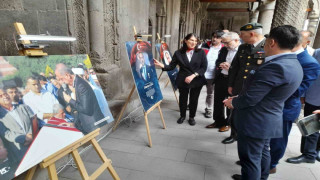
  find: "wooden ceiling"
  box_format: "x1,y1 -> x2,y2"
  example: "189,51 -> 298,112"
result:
200,0 -> 258,2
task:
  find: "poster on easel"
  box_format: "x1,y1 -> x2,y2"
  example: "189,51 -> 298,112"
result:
0,54 -> 114,179
155,43 -> 178,91
125,41 -> 163,112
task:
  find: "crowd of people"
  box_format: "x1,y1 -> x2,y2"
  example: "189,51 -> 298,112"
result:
0,63 -> 109,174
155,23 -> 320,180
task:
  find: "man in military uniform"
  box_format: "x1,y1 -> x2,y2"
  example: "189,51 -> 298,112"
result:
222,23 -> 266,144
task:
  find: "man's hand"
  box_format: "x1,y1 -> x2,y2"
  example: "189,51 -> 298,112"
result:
223,96 -> 237,109
63,92 -> 72,103
220,62 -> 230,70
228,87 -> 233,95
66,106 -> 72,113
313,110 -> 320,114
24,133 -> 33,146
185,74 -> 196,84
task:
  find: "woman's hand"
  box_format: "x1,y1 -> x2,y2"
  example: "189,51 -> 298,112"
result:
185,74 -> 196,84
153,58 -> 164,68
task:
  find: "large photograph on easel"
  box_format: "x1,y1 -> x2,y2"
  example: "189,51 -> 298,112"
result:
155,43 -> 178,91
125,41 -> 163,112
0,55 -> 113,179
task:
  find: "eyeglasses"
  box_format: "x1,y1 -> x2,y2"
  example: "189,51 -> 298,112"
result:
0,93 -> 8,98
221,40 -> 234,45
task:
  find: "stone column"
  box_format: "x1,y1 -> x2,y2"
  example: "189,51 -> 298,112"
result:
249,2 -> 260,23
165,0 -> 181,51
313,22 -> 320,48
88,0 -> 106,61
271,0 -> 309,30
257,0 -> 276,34
308,0 -> 320,47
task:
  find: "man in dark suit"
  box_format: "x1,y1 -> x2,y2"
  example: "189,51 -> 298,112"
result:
205,32 -> 240,132
269,32 -> 320,173
286,48 -> 320,164
55,63 -> 107,134
224,25 -> 303,180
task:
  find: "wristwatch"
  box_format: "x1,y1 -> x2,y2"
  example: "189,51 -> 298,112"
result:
194,72 -> 199,77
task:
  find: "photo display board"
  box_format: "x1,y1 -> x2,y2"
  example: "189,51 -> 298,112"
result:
125,41 -> 163,112
0,54 -> 113,179
155,43 -> 178,91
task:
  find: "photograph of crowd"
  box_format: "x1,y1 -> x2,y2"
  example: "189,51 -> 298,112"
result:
0,54 -> 113,179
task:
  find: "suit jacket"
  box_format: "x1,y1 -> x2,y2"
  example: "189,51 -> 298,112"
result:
214,47 -> 229,78
283,50 -> 320,121
232,54 -> 303,139
0,104 -> 33,161
69,76 -> 106,134
305,48 -> 320,106
228,40 -> 266,95
163,49 -> 208,88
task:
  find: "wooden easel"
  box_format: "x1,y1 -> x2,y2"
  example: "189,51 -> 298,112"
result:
15,23 -> 119,180
112,26 -> 166,148
25,129 -> 120,180
14,22 -> 48,56
156,33 -> 179,105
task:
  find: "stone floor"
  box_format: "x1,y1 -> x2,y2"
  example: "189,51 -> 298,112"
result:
59,78 -> 320,180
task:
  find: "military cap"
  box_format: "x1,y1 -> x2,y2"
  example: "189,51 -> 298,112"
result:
240,23 -> 263,31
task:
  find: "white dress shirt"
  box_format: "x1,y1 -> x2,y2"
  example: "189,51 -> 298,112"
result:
186,50 -> 194,62
221,46 -> 239,75
23,89 -> 59,121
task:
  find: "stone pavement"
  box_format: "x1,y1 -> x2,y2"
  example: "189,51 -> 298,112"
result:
59,78 -> 320,180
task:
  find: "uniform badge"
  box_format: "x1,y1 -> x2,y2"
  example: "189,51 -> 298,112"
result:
257,59 -> 263,64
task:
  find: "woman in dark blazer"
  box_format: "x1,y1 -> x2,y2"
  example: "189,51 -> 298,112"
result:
154,33 -> 207,125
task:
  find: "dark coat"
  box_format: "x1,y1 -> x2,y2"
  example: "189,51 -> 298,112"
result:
214,47 -> 229,78
69,76 -> 106,134
283,50 -> 320,121
163,49 -> 208,89
228,39 -> 266,95
232,54 -> 303,139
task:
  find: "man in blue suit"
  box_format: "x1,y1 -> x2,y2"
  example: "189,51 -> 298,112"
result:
224,25 -> 303,180
286,48 -> 320,164
269,32 -> 320,173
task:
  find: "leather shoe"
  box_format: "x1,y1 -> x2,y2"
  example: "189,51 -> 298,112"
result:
235,160 -> 241,166
231,174 -> 241,180
286,155 -> 315,164
222,136 -> 235,144
316,150 -> 320,162
219,125 -> 230,132
177,117 -> 185,124
269,167 -> 276,174
188,118 -> 196,126
205,122 -> 218,128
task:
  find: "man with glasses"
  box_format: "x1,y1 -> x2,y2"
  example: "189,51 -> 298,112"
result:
202,30 -> 224,118
205,32 -> 240,134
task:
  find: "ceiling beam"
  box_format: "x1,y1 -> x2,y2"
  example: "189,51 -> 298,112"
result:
200,0 -> 258,2
207,8 -> 249,12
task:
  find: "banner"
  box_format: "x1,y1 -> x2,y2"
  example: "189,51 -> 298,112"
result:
125,41 -> 163,112
155,43 -> 178,91
0,54 -> 113,179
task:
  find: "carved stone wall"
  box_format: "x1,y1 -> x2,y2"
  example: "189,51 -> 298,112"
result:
271,0 -> 309,30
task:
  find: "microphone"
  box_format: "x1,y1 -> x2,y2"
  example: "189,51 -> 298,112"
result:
62,83 -> 67,92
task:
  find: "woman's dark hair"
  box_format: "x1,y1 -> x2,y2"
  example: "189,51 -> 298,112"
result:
180,33 -> 200,53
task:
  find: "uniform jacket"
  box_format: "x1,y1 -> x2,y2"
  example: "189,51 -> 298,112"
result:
69,76 -> 107,134
228,39 -> 265,95
163,49 -> 208,89
232,54 -> 303,139
283,50 -> 320,121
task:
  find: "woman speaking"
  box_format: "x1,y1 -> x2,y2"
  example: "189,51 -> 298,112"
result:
154,33 -> 207,126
